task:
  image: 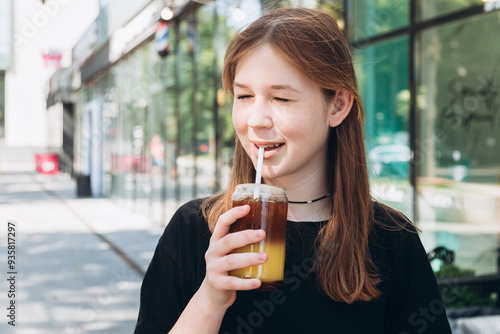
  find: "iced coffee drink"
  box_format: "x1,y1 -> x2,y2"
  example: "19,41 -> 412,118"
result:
229,184 -> 288,284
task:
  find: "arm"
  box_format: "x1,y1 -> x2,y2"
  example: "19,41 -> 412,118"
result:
169,205 -> 267,333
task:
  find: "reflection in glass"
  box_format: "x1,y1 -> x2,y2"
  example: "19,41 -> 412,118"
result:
348,0 -> 409,41
354,36 -> 412,218
418,11 -> 500,275
417,0 -> 482,22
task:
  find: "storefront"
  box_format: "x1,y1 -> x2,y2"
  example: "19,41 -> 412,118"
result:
351,0 -> 500,308
73,0 -> 259,222
71,0 -> 500,303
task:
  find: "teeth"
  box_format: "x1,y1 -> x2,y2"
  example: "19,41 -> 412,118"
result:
258,144 -> 282,148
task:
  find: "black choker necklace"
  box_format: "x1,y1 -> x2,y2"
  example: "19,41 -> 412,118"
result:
288,192 -> 331,204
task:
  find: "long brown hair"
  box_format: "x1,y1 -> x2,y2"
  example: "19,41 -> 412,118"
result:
202,7 -> 380,303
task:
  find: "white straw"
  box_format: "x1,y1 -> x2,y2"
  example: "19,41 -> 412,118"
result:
255,146 -> 264,184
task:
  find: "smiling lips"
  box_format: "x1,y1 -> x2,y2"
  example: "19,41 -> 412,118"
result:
252,142 -> 285,159
254,143 -> 284,150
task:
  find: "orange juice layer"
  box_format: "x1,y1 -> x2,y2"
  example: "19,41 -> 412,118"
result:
229,241 -> 285,282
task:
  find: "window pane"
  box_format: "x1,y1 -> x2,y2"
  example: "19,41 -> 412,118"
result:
417,11 -> 500,278
348,0 -> 409,41
417,0 -> 483,22
354,36 -> 412,218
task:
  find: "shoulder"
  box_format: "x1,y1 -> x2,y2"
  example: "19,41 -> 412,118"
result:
174,198 -> 205,219
369,201 -> 425,266
159,198 -> 211,251
169,198 -> 207,226
371,201 -> 417,243
372,201 -> 415,232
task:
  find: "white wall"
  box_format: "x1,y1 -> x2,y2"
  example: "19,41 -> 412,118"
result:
5,0 -> 99,148
107,0 -> 151,38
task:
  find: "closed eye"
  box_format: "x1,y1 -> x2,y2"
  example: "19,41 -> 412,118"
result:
274,97 -> 290,102
236,95 -> 252,100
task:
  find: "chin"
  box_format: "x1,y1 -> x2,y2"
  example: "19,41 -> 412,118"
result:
260,168 -> 282,181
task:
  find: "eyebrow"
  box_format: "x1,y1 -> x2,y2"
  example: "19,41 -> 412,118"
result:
233,82 -> 300,93
233,82 -> 249,89
270,84 -> 300,92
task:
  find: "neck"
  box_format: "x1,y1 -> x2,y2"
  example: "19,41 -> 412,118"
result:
287,199 -> 332,221
263,170 -> 332,222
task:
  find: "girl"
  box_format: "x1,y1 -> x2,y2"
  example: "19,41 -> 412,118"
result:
135,7 -> 451,333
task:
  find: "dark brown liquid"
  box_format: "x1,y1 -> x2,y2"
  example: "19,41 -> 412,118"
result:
229,198 -> 287,282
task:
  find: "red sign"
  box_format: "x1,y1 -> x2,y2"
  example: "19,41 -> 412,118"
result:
42,51 -> 62,69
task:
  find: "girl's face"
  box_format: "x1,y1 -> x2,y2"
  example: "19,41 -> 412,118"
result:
232,44 -> 337,185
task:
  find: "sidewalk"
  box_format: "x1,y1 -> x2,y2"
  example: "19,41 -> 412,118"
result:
0,171 -> 165,334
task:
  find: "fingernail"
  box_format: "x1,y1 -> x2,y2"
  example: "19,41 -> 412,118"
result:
255,230 -> 265,238
239,205 -> 249,212
252,280 -> 261,288
259,253 -> 267,261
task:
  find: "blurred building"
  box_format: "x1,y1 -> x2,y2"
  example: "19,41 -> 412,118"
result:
57,0 -> 500,291
0,0 -> 99,171
64,0 -> 268,217
0,0 -> 11,155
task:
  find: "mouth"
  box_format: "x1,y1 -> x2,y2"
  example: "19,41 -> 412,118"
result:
254,143 -> 285,151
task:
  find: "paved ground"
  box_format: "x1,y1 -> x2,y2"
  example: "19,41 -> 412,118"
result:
0,171 -> 165,334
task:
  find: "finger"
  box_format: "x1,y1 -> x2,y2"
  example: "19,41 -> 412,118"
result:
210,275 -> 262,291
218,252 -> 268,273
211,229 -> 265,257
211,205 -> 250,242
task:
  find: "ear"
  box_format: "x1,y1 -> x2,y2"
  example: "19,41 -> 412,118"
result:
328,90 -> 354,127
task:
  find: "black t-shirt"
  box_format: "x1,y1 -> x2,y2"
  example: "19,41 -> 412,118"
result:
134,199 -> 452,334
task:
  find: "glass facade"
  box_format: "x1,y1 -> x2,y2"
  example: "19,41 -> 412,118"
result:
75,3 -> 240,224
348,0 -> 500,309
417,0 -> 483,21
348,0 -> 409,41
417,11 -> 500,276
355,36 -> 412,218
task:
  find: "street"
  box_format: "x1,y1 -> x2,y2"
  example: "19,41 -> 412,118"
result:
0,171 -> 164,334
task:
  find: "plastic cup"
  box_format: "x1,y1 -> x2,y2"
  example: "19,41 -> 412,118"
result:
229,184 -> 288,286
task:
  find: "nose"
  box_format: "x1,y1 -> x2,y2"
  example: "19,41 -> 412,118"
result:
246,99 -> 273,129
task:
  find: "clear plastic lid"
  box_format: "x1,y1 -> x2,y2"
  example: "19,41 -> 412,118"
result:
232,183 -> 287,202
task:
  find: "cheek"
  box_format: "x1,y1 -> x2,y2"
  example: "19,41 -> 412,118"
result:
281,113 -> 329,145
232,111 -> 248,142
279,112 -> 318,135
232,108 -> 243,131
